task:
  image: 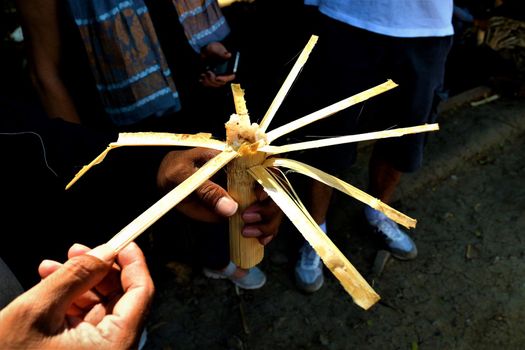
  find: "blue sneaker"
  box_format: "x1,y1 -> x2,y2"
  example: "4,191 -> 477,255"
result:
295,242 -> 324,293
365,206 -> 418,260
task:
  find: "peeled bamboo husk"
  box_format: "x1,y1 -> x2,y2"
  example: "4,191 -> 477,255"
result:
226,84 -> 266,268
248,165 -> 380,309
65,132 -> 226,190
263,158 -> 416,228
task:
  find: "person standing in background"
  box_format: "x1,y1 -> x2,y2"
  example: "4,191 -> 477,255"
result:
292,0 -> 454,292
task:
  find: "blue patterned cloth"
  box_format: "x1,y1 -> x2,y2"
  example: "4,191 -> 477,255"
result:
173,0 -> 231,52
67,0 -> 229,126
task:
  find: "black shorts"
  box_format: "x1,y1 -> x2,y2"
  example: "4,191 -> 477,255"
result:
277,13 -> 453,174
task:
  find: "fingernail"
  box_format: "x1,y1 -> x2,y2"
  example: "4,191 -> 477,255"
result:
242,212 -> 262,223
71,243 -> 87,251
216,197 -> 238,217
87,244 -> 116,264
242,227 -> 262,237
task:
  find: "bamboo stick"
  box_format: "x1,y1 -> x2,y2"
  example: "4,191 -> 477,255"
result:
66,146 -> 114,190
65,132 -> 227,190
115,132 -> 226,150
265,80 -> 398,143
263,123 -> 439,155
106,150 -> 237,253
248,165 -> 380,310
258,35 -> 319,132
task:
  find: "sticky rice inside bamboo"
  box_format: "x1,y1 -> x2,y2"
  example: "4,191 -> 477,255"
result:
225,114 -> 267,152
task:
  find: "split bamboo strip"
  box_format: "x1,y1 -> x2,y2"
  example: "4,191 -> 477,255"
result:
218,0 -> 236,7
106,150 -> 238,253
231,84 -> 249,116
249,165 -> 380,310
258,35 -> 318,132
227,84 -> 265,268
65,132 -> 227,190
264,158 -> 416,228
265,80 -> 398,143
263,123 -> 439,155
66,146 -> 114,190
217,0 -> 254,8
115,132 -> 226,150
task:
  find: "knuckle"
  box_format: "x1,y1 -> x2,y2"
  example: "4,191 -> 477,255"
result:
198,182 -> 222,204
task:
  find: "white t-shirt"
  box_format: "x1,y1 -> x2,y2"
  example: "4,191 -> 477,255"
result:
305,0 -> 454,38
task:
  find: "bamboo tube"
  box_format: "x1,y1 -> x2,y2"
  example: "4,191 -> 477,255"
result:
227,84 -> 266,268
227,152 -> 266,268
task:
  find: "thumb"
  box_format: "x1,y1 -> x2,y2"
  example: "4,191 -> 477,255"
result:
196,179 -> 238,217
29,252 -> 112,331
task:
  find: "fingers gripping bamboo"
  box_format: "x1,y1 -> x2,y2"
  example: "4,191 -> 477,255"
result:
106,151 -> 237,253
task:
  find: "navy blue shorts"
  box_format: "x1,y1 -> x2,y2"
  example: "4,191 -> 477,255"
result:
280,13 -> 453,174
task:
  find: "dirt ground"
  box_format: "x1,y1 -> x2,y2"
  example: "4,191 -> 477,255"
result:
141,96 -> 525,350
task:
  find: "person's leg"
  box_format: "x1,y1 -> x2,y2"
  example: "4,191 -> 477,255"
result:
365,152 -> 417,260
292,14 -> 369,293
364,35 -> 453,259
309,181 -> 333,225
367,153 -> 401,203
294,180 -> 332,293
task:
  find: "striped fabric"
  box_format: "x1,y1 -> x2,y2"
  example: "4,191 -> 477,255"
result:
173,0 -> 230,52
67,0 -> 230,126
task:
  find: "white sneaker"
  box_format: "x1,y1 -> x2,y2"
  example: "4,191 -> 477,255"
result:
294,242 -> 324,293
203,261 -> 266,290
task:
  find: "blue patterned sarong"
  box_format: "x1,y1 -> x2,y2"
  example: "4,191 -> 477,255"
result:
67,0 -> 230,126
173,0 -> 231,53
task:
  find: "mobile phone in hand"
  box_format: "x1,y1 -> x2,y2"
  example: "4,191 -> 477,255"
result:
207,51 -> 240,76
